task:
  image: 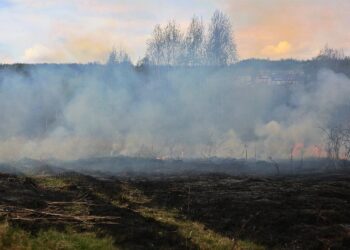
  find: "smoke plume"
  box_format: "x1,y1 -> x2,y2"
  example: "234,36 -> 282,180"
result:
0,65 -> 349,161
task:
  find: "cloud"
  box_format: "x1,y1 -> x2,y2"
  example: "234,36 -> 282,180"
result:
20,13 -> 147,63
261,41 -> 292,58
1,0 -> 350,62
23,44 -> 66,63
22,38 -> 120,64
0,0 -> 221,63
223,0 -> 350,59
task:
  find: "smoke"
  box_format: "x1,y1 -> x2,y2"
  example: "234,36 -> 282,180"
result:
0,64 -> 349,161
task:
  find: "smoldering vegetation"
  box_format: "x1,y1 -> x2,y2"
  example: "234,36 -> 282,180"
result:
0,58 -> 350,164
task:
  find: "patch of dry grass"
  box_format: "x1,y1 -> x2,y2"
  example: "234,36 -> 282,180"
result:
0,222 -> 117,250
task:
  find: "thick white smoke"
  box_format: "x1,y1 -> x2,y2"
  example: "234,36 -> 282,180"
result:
0,65 -> 349,161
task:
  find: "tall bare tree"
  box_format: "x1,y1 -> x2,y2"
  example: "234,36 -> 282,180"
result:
163,21 -> 183,65
182,16 -> 205,66
146,21 -> 183,66
146,25 -> 165,65
206,10 -> 237,66
146,10 -> 238,66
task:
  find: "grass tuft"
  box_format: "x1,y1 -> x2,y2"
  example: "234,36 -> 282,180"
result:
0,223 -> 117,250
34,177 -> 69,189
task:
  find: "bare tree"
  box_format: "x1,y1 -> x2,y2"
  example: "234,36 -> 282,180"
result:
342,126 -> 350,160
107,48 -> 131,65
206,10 -> 237,66
146,10 -> 238,66
322,125 -> 350,167
146,21 -> 183,66
146,25 -> 165,65
316,45 -> 345,61
287,145 -> 295,174
268,156 -> 280,176
163,21 -> 183,65
107,49 -> 117,65
327,127 -> 342,164
182,16 -> 205,66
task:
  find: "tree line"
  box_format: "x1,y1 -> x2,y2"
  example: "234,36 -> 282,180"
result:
108,10 -> 238,67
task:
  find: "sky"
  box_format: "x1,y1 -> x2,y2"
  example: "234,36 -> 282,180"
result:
0,0 -> 349,63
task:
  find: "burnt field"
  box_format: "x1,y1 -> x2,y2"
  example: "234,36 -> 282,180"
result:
0,169 -> 350,249
133,172 -> 350,249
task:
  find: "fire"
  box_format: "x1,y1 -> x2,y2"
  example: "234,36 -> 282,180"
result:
309,145 -> 326,158
292,143 -> 304,158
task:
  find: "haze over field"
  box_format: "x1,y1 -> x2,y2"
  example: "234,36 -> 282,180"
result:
0,62 -> 349,161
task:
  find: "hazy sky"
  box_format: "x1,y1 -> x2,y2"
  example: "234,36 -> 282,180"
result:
0,0 -> 349,63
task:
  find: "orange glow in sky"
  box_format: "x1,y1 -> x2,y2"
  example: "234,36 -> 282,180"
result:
0,0 -> 349,63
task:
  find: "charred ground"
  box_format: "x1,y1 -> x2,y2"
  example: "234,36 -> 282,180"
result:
0,167 -> 350,249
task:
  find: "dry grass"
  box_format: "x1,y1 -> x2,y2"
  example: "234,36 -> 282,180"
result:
0,222 -> 117,250
110,182 -> 265,250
